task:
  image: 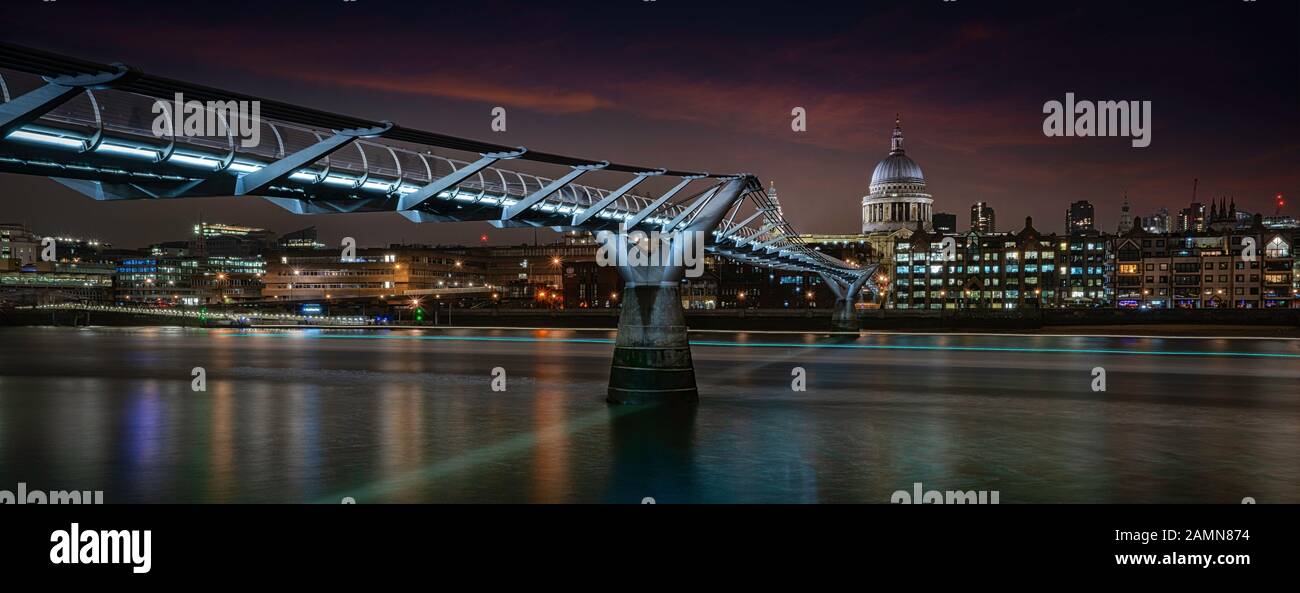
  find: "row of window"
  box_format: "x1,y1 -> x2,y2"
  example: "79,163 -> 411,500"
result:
1118,261 -> 1262,274
898,264 -> 1061,274
893,289 -> 1071,300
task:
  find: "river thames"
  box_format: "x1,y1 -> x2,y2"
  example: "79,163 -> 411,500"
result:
0,326 -> 1296,503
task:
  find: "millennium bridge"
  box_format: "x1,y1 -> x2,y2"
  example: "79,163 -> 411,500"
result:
0,43 -> 876,404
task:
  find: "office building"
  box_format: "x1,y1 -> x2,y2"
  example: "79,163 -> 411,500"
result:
890,217 -> 1063,309
932,212 -> 957,233
1066,200 -> 1095,234
0,223 -> 40,265
970,202 -> 996,233
1113,218 -> 1295,309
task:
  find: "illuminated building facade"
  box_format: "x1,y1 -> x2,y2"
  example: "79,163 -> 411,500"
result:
970,202 -> 996,233
264,246 -> 489,301
0,223 -> 40,265
1066,200 -> 1096,234
278,227 -> 327,250
1112,219 -> 1296,308
1059,230 -> 1111,306
114,256 -> 209,305
890,217 -> 1066,309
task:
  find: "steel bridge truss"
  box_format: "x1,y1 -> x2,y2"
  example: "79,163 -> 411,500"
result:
0,43 -> 875,289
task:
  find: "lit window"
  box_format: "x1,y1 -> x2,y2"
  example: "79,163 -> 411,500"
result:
1264,237 -> 1289,258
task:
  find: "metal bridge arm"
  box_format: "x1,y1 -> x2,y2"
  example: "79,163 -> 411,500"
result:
818,272 -> 848,300
848,267 -> 876,296
0,67 -> 132,138
0,84 -> 83,138
733,222 -> 777,248
571,169 -> 662,226
683,179 -> 748,235
501,161 -> 608,220
656,177 -> 750,282
753,233 -> 787,250
662,182 -> 724,232
398,148 -> 526,211
235,122 -> 394,196
714,209 -> 766,241
621,174 -> 705,229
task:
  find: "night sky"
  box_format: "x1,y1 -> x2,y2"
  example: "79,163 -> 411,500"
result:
1,0 -> 1296,248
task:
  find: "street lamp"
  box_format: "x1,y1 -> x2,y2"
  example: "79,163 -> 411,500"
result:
395,297 -> 417,323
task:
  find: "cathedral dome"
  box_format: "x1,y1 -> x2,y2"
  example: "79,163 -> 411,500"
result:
870,152 -> 924,186
861,115 -> 934,234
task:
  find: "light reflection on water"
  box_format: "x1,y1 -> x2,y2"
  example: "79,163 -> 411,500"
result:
0,326 -> 1297,503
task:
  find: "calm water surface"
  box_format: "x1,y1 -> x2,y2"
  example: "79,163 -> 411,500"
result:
1,326 -> 1297,503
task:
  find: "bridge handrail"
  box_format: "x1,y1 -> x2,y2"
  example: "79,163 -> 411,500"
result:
0,43 -> 866,282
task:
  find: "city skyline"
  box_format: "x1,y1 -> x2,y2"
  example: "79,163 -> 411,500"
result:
0,0 -> 1295,247
1,189 -> 1286,252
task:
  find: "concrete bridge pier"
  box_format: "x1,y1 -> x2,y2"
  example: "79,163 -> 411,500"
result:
830,299 -> 857,332
820,272 -> 873,333
607,178 -> 748,405
608,281 -> 698,404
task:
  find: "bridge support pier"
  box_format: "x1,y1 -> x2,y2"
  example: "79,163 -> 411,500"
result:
607,283 -> 697,405
830,298 -> 858,332
605,178 -> 749,405
819,272 -> 873,333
